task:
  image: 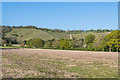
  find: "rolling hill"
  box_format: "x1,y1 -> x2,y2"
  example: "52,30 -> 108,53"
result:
5,28 -> 70,41
5,28 -> 110,45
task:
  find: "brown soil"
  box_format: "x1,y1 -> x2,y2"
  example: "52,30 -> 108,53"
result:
2,49 -> 118,78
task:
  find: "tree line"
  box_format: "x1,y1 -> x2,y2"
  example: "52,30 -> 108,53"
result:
1,26 -> 119,52
24,30 -> 120,52
2,30 -> 119,52
1,25 -> 113,33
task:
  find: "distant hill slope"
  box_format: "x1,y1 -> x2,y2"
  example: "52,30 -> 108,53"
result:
72,32 -> 110,40
5,29 -> 70,41
5,28 -> 110,43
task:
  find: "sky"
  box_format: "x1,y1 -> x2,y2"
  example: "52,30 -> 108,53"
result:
2,2 -> 118,30
1,0 -> 120,2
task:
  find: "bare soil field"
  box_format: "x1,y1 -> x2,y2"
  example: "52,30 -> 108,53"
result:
2,49 -> 118,78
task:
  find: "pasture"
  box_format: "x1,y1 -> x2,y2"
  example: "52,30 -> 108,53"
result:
2,49 -> 118,78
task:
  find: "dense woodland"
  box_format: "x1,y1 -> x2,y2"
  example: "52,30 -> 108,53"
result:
1,25 -> 120,52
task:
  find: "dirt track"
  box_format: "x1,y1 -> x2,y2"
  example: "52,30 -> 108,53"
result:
2,49 -> 118,78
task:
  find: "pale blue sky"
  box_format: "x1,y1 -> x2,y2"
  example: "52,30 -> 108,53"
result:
1,0 -> 120,2
2,2 -> 118,30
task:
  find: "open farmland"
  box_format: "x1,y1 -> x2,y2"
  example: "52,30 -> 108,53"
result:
2,49 -> 118,78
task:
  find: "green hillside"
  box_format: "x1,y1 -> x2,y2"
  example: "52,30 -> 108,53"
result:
72,32 -> 110,40
5,28 -> 70,41
5,28 -> 110,44
2,27 -> 115,51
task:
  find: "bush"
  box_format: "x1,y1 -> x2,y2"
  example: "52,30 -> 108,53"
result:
26,38 -> 44,48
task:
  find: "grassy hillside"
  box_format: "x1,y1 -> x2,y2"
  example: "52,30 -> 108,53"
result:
71,32 -> 110,40
5,28 -> 110,42
5,29 -> 70,41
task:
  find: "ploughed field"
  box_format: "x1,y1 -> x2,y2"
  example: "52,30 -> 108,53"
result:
2,49 -> 118,78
